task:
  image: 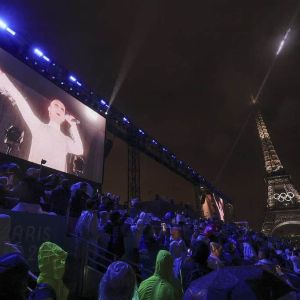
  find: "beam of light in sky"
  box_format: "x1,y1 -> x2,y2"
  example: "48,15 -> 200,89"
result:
214,4 -> 300,185
108,1 -> 159,107
276,28 -> 291,56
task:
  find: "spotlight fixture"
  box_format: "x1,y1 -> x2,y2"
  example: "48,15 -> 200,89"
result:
0,19 -> 15,36
0,19 -> 7,29
34,48 -> 43,57
69,75 -> 77,82
122,116 -> 130,124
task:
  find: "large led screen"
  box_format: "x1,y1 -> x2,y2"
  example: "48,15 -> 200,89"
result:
0,48 -> 106,183
202,193 -> 225,221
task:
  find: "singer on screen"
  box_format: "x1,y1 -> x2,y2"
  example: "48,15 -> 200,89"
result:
0,69 -> 83,172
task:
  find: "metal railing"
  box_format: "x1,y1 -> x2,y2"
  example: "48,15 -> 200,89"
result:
68,234 -> 153,298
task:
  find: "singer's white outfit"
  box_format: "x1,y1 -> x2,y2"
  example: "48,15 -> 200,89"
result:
29,122 -> 76,171
0,72 -> 83,172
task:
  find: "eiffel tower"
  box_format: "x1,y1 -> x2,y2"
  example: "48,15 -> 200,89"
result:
256,110 -> 300,237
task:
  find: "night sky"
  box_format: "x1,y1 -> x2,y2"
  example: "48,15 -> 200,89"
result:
1,1 -> 300,229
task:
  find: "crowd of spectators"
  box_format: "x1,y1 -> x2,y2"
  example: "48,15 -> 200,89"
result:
1,162 -> 300,299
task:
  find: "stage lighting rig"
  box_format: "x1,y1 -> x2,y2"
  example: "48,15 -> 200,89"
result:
34,48 -> 50,62
69,75 -> 77,82
0,19 -> 16,36
122,116 -> 130,124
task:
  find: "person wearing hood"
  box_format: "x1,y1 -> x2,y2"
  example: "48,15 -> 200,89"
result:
98,261 -> 138,300
138,250 -> 183,300
0,214 -> 20,256
75,199 -> 99,244
31,241 -> 69,300
242,237 -> 257,263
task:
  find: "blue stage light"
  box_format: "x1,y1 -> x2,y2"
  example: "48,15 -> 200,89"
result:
138,129 -> 145,135
152,139 -> 158,145
123,116 -> 130,124
162,147 -> 168,152
100,100 -> 110,110
0,19 -> 7,29
42,55 -> 50,62
0,19 -> 16,36
6,27 -> 15,36
69,75 -> 77,82
34,48 -> 43,57
171,154 -> 176,159
76,81 -> 82,87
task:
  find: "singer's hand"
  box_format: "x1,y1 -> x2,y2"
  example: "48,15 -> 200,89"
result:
65,114 -> 77,125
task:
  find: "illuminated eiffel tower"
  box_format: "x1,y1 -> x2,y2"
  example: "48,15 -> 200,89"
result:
256,110 -> 300,237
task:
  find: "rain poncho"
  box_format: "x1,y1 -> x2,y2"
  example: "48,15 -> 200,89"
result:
70,182 -> 93,198
169,239 -> 187,259
99,261 -> 138,300
138,250 -> 183,300
0,214 -> 20,256
243,242 -> 256,261
37,242 -> 69,300
75,210 -> 98,242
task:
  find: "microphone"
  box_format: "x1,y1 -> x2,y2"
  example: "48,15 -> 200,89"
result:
65,114 -> 80,125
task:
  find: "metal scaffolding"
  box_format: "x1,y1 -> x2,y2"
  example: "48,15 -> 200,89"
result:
128,145 -> 141,202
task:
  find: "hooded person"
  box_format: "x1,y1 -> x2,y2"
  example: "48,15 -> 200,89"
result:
98,261 -> 138,300
0,214 -> 20,256
35,242 -> 69,300
138,250 -> 183,300
0,252 -> 29,300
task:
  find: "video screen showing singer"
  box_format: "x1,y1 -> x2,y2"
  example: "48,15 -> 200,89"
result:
0,69 -> 84,172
